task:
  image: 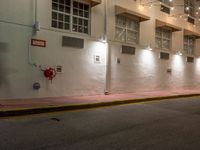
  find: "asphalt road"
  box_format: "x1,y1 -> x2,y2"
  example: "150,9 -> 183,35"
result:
1,97 -> 200,150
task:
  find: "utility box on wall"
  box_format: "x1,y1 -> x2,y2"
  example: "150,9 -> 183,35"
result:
56,65 -> 63,73
94,55 -> 101,63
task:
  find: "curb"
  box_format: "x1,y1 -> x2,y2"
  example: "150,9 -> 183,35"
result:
0,93 -> 200,117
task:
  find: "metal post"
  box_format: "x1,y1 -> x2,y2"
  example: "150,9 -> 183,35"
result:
104,0 -> 110,95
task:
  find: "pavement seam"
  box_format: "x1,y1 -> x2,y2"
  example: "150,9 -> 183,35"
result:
0,93 -> 200,117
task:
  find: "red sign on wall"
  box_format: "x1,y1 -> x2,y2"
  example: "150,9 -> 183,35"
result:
31,39 -> 46,47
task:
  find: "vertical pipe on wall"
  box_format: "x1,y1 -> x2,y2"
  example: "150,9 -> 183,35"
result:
28,0 -> 37,66
104,0 -> 110,95
33,0 -> 40,31
103,0 -> 108,42
35,0 -> 37,24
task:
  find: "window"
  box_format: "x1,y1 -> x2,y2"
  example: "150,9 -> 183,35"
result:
187,16 -> 195,24
184,0 -> 195,17
184,36 -> 195,54
160,5 -> 170,14
155,28 -> 172,50
52,0 -> 90,34
115,15 -> 139,44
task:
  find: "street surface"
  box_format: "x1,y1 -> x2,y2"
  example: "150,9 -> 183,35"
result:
1,96 -> 200,150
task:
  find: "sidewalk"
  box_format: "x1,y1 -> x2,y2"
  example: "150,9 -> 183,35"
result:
0,88 -> 200,117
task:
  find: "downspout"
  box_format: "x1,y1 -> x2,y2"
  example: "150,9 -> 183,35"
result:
35,0 -> 37,24
104,0 -> 110,95
104,0 -> 107,42
33,0 -> 40,31
28,0 -> 38,66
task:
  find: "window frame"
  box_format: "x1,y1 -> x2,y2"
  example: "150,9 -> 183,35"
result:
155,27 -> 172,51
184,35 -> 195,55
184,0 -> 195,17
51,0 -> 91,35
115,15 -> 140,44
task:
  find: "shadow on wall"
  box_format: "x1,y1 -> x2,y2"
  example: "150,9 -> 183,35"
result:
0,42 -> 11,93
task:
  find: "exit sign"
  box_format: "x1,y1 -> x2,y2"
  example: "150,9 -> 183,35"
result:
31,39 -> 46,47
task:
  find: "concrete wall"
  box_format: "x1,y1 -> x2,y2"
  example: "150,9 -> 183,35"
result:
1,0 -> 200,99
107,0 -> 200,94
110,43 -> 200,94
0,0 -> 106,99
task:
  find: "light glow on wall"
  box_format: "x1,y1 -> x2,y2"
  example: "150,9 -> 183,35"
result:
88,41 -> 106,64
171,55 -> 184,71
138,4 -> 144,11
195,58 -> 200,74
90,41 -> 106,55
139,49 -> 156,68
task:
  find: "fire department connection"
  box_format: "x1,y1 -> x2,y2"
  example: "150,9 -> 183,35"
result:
28,38 -> 57,84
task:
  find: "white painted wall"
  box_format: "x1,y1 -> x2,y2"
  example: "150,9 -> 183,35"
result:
110,44 -> 200,94
107,0 -> 200,94
0,0 -> 106,99
0,0 -> 200,99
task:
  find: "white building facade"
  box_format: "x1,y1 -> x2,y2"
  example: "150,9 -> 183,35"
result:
1,0 -> 200,99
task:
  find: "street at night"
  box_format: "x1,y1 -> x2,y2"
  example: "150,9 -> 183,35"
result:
2,0 -> 200,149
1,97 -> 200,150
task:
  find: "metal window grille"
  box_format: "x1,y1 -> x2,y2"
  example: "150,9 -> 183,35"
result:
122,45 -> 135,55
187,56 -> 194,63
160,52 -> 170,60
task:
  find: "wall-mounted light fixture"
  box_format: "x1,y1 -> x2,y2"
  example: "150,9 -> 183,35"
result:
145,44 -> 152,51
176,51 -> 183,56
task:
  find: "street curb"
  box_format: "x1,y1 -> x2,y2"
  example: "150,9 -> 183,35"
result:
1,93 -> 200,117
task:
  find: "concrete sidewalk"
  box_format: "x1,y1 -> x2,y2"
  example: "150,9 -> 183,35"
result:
1,88 -> 200,117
